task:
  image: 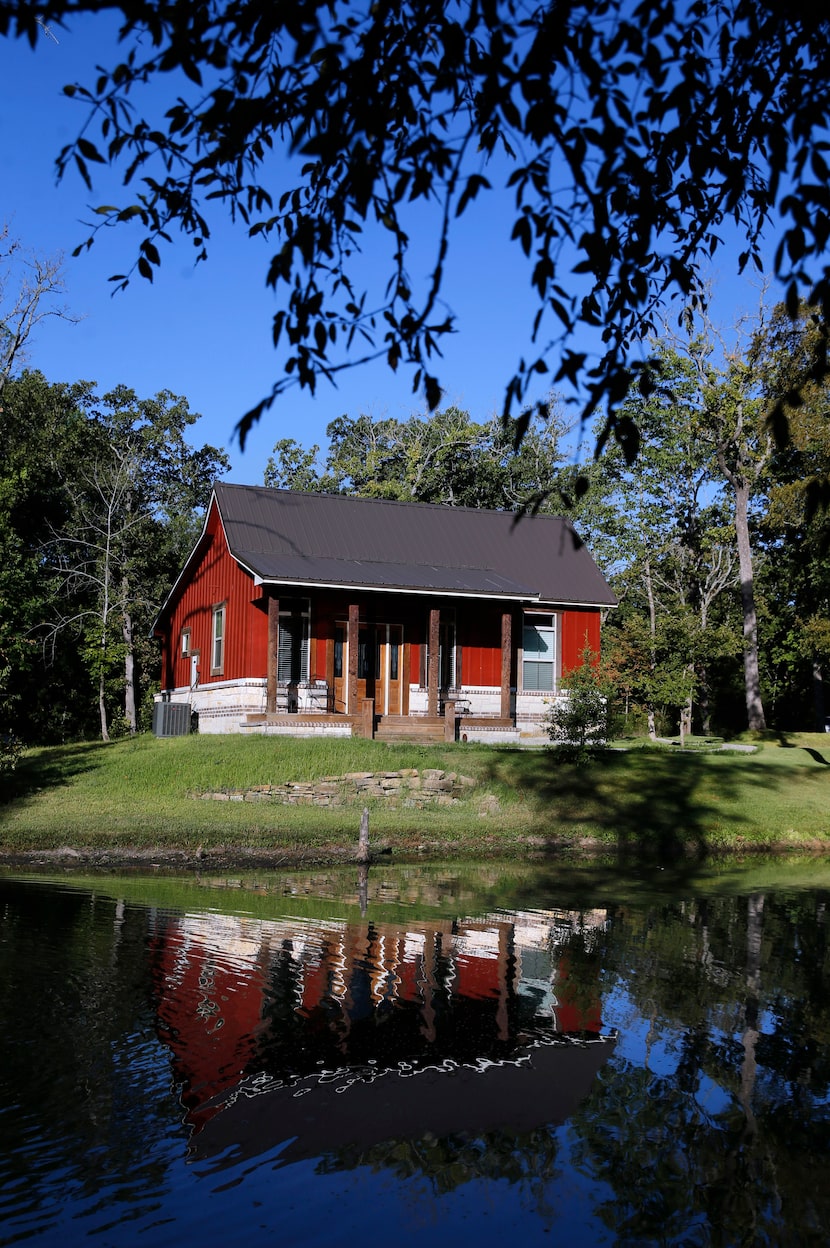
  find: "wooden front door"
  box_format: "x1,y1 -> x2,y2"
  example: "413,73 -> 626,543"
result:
333,622 -> 402,715
333,623 -> 346,712
378,624 -> 403,716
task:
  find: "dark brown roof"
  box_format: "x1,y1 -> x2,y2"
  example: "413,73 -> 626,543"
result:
213,483 -> 616,607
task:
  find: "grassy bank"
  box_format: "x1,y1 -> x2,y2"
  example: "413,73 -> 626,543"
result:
1,731 -> 829,863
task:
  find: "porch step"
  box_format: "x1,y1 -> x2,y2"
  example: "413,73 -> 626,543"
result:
374,716 -> 446,743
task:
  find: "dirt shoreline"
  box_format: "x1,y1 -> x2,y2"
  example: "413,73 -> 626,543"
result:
1,836 -> 828,873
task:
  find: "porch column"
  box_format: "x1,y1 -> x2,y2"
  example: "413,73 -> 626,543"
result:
428,607 -> 440,718
500,609 -> 513,722
266,593 -> 279,713
347,602 -> 360,716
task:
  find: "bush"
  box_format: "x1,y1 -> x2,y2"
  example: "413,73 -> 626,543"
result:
0,732 -> 24,773
545,642 -> 609,758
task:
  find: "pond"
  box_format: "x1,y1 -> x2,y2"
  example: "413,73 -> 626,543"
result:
1,859 -> 830,1246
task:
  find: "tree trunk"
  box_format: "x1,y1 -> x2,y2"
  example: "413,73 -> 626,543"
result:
813,659 -> 826,733
122,601 -> 137,734
644,558 -> 658,740
680,692 -> 692,746
734,481 -> 766,731
99,668 -> 110,742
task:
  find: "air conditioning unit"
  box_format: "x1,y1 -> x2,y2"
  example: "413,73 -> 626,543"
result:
152,700 -> 191,737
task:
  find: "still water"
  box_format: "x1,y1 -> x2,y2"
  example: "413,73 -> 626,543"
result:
1,860 -> 830,1246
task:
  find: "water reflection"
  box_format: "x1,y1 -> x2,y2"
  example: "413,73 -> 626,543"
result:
147,904 -> 613,1163
1,867 -> 829,1245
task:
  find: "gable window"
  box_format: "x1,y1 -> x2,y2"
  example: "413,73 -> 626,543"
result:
522,613 -> 557,692
211,604 -> 226,675
278,599 -> 310,684
181,628 -> 191,656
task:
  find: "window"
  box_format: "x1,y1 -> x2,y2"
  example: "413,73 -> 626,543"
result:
277,599 -> 310,683
211,604 -> 226,675
180,628 -> 191,656
522,614 -> 557,692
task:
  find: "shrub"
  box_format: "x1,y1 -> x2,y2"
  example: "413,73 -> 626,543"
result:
0,732 -> 24,773
545,641 -> 609,759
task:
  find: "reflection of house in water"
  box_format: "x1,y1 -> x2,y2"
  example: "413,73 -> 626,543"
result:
148,907 -> 612,1155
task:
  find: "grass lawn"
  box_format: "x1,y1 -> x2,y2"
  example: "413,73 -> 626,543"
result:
1,730 -> 829,863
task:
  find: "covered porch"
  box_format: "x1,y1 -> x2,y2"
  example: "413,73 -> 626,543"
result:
251,591 -> 519,740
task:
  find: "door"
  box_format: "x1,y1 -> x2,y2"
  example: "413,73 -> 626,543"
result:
379,624 -> 403,716
333,624 -> 346,713
333,622 -> 402,715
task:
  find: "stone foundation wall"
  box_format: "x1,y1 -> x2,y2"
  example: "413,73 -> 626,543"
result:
190,768 -> 477,809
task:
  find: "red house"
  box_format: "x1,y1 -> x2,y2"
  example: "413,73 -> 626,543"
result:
152,484 -> 615,739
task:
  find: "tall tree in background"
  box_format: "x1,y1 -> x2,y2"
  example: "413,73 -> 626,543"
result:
0,373 -> 92,742
583,346 -> 738,737
752,303 -> 830,728
694,340 -> 771,732
45,386 -> 228,740
2,373 -> 227,743
264,404 -> 570,509
2,2 -> 829,455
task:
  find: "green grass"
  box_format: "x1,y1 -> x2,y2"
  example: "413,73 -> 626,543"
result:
1,730 -> 830,862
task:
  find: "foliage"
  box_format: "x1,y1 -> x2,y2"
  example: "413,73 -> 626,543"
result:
0,732 -> 23,772
545,642 -> 608,758
0,372 -> 96,741
264,402 -> 571,509
0,372 -> 227,743
752,302 -> 830,728
579,339 -> 745,735
3,2 -> 829,452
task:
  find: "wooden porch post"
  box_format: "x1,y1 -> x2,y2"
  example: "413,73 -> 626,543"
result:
500,609 -> 513,722
347,602 -> 360,716
428,608 -> 440,718
266,593 -> 279,712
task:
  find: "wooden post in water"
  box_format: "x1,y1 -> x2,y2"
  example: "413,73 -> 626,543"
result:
357,806 -> 370,863
357,861 -> 369,917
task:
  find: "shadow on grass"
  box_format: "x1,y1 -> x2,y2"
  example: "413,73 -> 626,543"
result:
0,742 -> 111,810
482,747 -> 749,868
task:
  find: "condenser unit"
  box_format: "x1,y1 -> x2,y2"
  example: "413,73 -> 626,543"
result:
152,700 -> 191,737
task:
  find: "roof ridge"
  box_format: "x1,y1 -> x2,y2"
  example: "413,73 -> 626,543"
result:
214,480 -> 567,523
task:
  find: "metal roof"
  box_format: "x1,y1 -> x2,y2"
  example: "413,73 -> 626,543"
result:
213,484 -> 616,607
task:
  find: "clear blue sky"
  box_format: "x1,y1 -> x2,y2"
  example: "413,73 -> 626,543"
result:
1,14 -> 770,484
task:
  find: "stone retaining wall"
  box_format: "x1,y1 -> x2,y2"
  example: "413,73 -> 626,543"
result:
190,768 -> 477,809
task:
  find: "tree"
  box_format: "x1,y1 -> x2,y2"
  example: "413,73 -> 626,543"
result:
581,345 -> 739,737
704,354 -> 771,731
752,302 -> 830,728
0,372 -> 93,743
0,224 -> 77,394
0,375 -> 228,743
545,640 -> 608,756
44,386 -> 228,740
264,403 -> 570,509
3,1 -> 829,454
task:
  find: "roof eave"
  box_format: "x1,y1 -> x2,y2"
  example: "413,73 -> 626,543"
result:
244,567 -> 542,602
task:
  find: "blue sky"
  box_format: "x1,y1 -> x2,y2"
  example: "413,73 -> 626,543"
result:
1,14 -> 771,484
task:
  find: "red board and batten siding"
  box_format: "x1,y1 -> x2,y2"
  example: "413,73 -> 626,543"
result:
561,609 -> 601,675
458,607 -> 601,687
161,507 -> 268,690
